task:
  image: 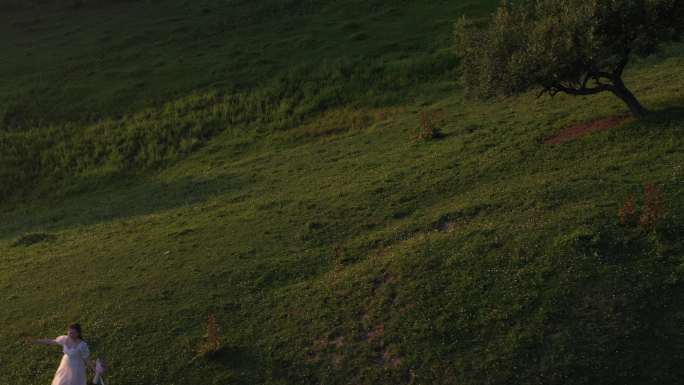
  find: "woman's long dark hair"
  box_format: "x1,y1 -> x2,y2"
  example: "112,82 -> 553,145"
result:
68,323 -> 83,339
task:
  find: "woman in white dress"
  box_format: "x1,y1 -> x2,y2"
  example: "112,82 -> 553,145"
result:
34,323 -> 90,385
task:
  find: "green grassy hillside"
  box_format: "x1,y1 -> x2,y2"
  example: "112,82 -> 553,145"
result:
1,1 -> 683,385
0,0 -> 499,201
0,0 -> 495,126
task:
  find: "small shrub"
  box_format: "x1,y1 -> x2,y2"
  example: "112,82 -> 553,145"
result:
207,313 -> 219,352
618,184 -> 668,231
333,245 -> 345,269
334,245 -> 344,259
197,313 -> 221,359
639,184 -> 666,230
618,195 -> 637,226
376,110 -> 387,121
415,110 -> 444,141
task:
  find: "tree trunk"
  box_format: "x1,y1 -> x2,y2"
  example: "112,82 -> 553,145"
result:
611,81 -> 648,118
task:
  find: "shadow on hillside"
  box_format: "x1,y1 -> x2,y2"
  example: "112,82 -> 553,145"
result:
0,171 -> 244,241
202,345 -> 264,384
643,105 -> 684,125
202,344 -> 301,384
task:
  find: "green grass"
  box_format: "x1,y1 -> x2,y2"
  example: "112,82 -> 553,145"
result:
0,0 -> 494,126
0,0 -> 500,201
1,1 -> 683,385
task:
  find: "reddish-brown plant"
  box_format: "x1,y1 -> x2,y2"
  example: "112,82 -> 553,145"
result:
207,313 -> 219,353
377,110 -> 387,121
639,184 -> 666,229
618,194 -> 637,226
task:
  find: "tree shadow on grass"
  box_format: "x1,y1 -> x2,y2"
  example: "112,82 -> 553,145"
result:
643,105 -> 684,126
548,219 -> 684,384
0,171 -> 245,241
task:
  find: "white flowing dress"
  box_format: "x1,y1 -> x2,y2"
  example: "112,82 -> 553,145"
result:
52,336 -> 90,385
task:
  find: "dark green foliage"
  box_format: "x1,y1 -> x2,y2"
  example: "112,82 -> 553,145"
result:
455,0 -> 684,116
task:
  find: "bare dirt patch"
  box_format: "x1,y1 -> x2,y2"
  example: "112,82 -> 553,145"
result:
543,116 -> 632,145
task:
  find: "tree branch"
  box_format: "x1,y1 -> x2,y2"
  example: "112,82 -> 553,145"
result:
613,51 -> 631,78
543,82 -> 614,97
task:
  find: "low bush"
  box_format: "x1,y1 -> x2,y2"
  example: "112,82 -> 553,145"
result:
415,110 -> 444,141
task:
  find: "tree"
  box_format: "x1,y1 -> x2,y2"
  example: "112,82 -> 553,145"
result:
455,0 -> 684,117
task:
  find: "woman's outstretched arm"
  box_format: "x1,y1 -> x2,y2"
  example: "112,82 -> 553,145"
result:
32,338 -> 59,345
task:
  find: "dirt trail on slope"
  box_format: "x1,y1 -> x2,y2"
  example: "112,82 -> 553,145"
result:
544,116 -> 632,145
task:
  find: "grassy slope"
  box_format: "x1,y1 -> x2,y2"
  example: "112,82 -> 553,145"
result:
1,2 -> 683,385
0,0 -> 498,201
0,0 -> 492,125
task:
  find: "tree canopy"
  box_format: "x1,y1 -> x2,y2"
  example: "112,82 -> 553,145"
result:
455,0 -> 684,117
